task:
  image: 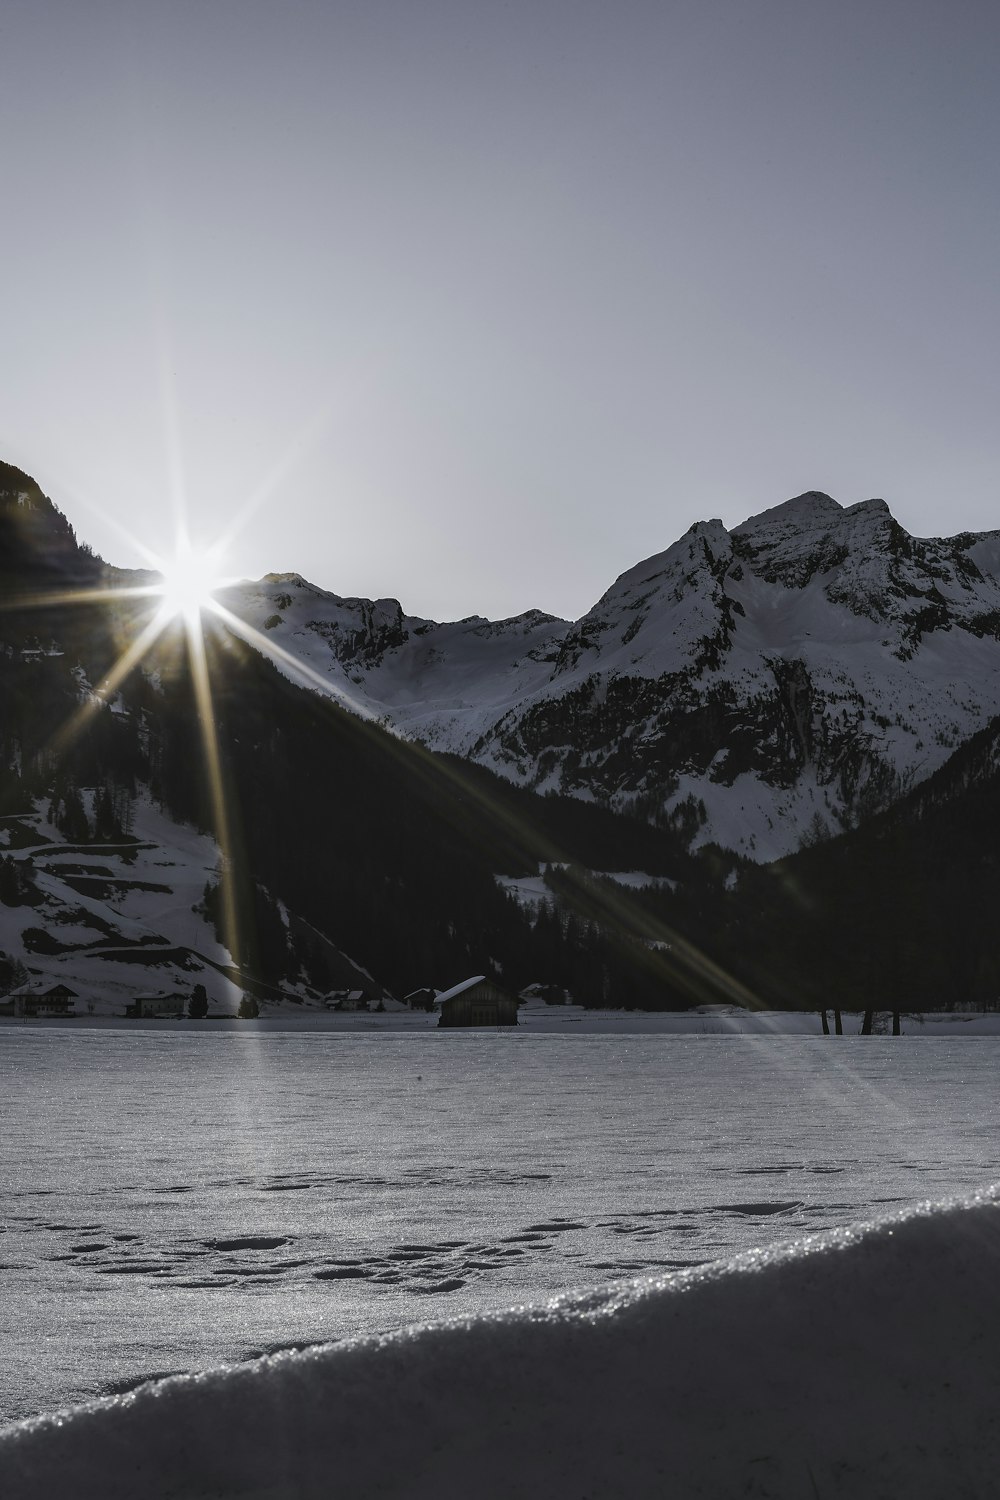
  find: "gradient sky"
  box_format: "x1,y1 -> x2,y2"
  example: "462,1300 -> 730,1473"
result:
2,0 -> 998,622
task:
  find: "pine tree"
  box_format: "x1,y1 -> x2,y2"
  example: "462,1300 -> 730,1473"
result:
0,951 -> 27,994
188,984 -> 209,1019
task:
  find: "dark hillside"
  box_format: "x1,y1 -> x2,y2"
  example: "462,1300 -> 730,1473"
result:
151,616 -> 715,1003
688,716 -> 1000,1010
0,462 -> 102,598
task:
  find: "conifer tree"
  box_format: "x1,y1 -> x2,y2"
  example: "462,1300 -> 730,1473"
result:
188,984 -> 209,1019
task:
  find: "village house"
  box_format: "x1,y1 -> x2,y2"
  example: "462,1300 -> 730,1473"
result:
0,984 -> 78,1018
435,975 -> 519,1028
404,987 -> 437,1011
129,993 -> 187,1019
325,989 -> 371,1012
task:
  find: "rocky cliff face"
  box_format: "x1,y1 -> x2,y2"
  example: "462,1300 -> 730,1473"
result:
223,492 -> 1000,860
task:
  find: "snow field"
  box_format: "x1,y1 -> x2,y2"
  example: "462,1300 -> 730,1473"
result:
2,1189 -> 998,1498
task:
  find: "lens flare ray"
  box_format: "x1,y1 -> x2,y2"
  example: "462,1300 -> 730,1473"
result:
0,582 -> 169,614
182,610 -> 242,979
47,606 -> 174,762
208,600 -> 377,721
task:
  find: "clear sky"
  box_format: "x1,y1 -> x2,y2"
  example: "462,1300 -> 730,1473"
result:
2,0 -> 998,622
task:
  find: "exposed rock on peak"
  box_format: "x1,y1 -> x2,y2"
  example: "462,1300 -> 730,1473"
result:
736,490 -> 841,530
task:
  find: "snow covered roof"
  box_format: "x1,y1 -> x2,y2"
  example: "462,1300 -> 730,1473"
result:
434,975 -> 487,1006
9,984 -> 78,999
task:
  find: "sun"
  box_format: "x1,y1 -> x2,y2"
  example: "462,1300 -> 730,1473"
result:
153,542 -> 230,623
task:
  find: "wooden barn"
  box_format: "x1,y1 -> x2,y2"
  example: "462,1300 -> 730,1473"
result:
436,975 -> 519,1028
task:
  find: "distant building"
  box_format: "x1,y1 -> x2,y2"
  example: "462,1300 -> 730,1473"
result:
325,989 -> 371,1012
19,640 -> 62,662
436,976 -> 519,1028
2,984 -> 78,1017
519,982 -> 567,1005
339,989 -> 370,1011
130,993 -> 187,1019
404,987 -> 437,1011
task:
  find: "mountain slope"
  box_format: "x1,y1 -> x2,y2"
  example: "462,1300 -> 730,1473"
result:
223,492 -> 1000,860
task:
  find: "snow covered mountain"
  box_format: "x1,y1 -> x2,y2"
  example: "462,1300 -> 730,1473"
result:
5,457 -> 1000,1013
223,492 -> 1000,860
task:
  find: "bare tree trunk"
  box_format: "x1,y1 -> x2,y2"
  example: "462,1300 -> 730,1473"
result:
861,1009 -> 874,1035
892,1010 -> 900,1035
820,1008 -> 830,1035
834,1009 -> 843,1035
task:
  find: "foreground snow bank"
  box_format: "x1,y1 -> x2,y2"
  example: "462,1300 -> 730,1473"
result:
3,1190 -> 999,1499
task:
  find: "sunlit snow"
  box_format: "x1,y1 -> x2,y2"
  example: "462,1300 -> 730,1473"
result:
2,1029 -> 999,1426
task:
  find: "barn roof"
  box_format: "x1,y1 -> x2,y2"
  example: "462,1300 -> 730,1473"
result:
434,975 -> 487,1006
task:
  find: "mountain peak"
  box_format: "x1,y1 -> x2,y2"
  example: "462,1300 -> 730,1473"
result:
777,488 -> 840,511
845,496 -> 890,517
734,490 -> 841,535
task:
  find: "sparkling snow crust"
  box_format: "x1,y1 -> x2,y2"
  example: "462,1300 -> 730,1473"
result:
1,1188 -> 998,1498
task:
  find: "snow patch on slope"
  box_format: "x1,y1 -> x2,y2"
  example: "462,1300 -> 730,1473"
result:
0,797 -> 241,1012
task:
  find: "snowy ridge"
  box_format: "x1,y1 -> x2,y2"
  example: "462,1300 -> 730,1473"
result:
2,1188 -> 999,1498
224,572 -> 567,746
221,494 -> 1000,860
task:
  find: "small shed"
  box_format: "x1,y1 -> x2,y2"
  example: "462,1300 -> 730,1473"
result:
436,975 -> 519,1028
